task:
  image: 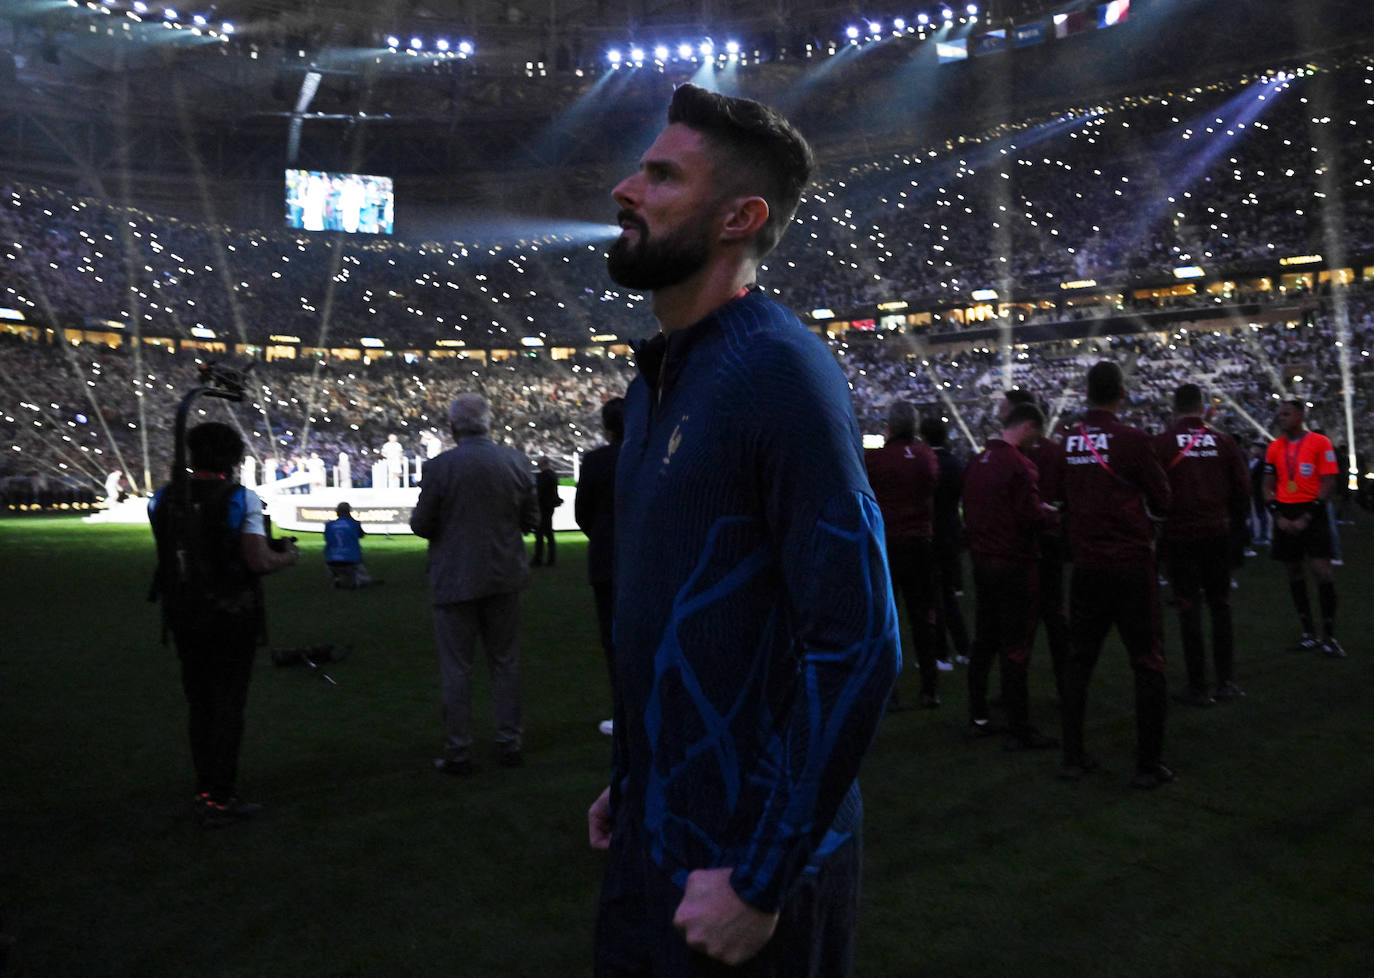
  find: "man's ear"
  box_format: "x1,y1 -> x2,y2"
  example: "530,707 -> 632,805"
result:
719,196 -> 769,244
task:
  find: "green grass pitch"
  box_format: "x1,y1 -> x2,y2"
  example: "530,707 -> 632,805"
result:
1,514 -> 1370,976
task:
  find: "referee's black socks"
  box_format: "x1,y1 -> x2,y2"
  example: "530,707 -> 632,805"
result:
1318,579 -> 1337,638
1289,579 -> 1315,635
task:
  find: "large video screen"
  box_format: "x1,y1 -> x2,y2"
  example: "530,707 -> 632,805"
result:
285,169 -> 394,235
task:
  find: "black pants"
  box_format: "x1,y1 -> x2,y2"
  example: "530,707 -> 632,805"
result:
1035,551 -> 1070,699
887,537 -> 937,697
593,579 -> 616,691
533,511 -> 557,565
595,818 -> 861,978
1165,535 -> 1235,691
932,540 -> 970,658
1061,564 -> 1167,773
969,562 -> 1039,732
175,622 -> 258,801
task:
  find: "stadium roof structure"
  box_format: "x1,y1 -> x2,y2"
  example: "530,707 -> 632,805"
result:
2,0 -> 1373,229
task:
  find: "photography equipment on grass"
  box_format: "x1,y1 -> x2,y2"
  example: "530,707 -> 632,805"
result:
270,644 -> 345,684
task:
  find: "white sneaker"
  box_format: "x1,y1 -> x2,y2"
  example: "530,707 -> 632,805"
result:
598,719 -> 614,736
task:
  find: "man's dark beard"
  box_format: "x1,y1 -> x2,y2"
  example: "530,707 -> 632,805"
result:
606,213 -> 712,291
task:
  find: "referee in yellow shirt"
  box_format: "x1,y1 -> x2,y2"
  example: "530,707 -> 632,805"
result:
1263,400 -> 1343,657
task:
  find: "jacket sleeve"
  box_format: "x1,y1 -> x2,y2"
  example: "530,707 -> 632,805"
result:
517,464 -> 540,533
723,348 -> 901,913
409,467 -> 440,539
1012,458 -> 1048,531
574,461 -> 595,535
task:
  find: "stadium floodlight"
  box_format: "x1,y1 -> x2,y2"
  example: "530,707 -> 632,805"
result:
943,7 -> 954,20
630,46 -> 645,63
918,13 -> 930,26
967,3 -> 979,14
678,42 -> 693,59
699,39 -> 714,57
192,14 -> 206,26
894,18 -> 907,31
386,35 -> 399,48
164,8 -> 177,19
868,21 -> 882,35
845,25 -> 860,40
725,40 -> 739,55
132,1 -> 148,12
654,44 -> 669,61
458,40 -> 474,55
436,38 -> 450,52
607,49 -> 622,65
409,37 -> 423,50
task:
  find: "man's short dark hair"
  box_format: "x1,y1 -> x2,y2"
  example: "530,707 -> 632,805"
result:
667,84 -> 814,258
919,416 -> 947,447
1004,389 -> 1036,408
1283,398 -> 1306,415
886,400 -> 919,441
1173,383 -> 1205,414
1086,360 -> 1124,407
601,396 -> 626,442
1005,403 -> 1045,431
186,422 -> 244,476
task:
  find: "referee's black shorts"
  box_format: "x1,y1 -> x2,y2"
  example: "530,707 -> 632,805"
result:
1271,501 -> 1333,562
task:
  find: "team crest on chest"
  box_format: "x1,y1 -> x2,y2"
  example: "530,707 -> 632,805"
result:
663,415 -> 688,466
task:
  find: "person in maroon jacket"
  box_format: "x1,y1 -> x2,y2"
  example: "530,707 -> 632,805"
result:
1153,383 -> 1251,705
1059,361 -> 1173,789
963,401 -> 1060,750
1002,389 -> 1070,700
866,400 -> 941,707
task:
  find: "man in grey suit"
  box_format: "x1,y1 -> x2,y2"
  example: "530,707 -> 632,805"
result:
411,393 -> 539,774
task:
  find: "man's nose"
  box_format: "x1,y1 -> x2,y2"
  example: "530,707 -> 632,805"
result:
611,173 -> 639,208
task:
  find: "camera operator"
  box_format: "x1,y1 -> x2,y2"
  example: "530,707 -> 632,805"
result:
150,421 -> 299,827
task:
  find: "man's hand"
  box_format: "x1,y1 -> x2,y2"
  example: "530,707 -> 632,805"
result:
588,786 -> 613,850
672,868 -> 779,967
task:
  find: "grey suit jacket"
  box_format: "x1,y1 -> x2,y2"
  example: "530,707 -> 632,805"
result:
410,435 -> 539,604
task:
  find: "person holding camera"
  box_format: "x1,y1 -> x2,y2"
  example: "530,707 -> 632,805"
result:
150,422 -> 300,827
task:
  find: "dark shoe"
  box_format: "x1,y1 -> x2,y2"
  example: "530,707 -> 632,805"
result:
1004,729 -> 1059,751
1213,681 -> 1246,701
1131,764 -> 1175,790
918,692 -> 941,709
1057,756 -> 1099,781
498,749 -> 524,769
965,717 -> 998,740
1289,633 -> 1321,652
433,757 -> 475,776
194,793 -> 263,828
1174,687 -> 1216,708
1321,637 -> 1347,659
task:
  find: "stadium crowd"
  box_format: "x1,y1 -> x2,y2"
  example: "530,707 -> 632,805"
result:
3,55 -> 1374,498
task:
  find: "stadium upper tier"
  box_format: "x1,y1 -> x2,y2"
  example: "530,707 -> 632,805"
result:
3,56 -> 1372,353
